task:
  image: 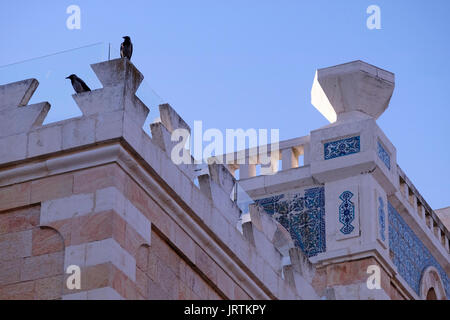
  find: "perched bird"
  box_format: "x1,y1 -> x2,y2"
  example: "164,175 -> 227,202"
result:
120,36 -> 133,60
66,74 -> 91,94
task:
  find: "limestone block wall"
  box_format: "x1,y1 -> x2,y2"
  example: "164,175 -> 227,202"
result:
0,58 -> 318,300
0,205 -> 64,299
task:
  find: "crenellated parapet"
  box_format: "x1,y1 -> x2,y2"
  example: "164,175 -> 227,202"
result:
0,79 -> 50,163
0,58 -> 319,300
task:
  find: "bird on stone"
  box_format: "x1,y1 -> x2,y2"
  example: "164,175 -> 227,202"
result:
66,74 -> 91,94
120,36 -> 133,60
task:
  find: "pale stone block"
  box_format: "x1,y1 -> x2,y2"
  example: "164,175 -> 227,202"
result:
418,204 -> 426,221
272,224 -> 294,256
124,200 -> 151,245
0,79 -> 38,111
0,102 -> 50,137
174,228 -> 196,263
91,58 -> 143,93
64,243 -> 87,269
261,166 -> 314,197
253,254 -> 265,282
87,287 -> 124,300
178,172 -> 193,205
150,122 -> 173,152
332,283 -> 390,300
28,125 -> 62,157
190,182 -> 214,225
62,291 -> 88,300
159,103 -> 191,134
94,187 -> 125,215
72,88 -> 123,116
41,193 -> 94,224
62,117 -> 95,149
159,151 -> 183,193
227,226 -> 252,267
142,135 -> 162,176
0,133 -> 27,164
252,228 -> 282,272
303,142 -> 311,165
262,263 -> 278,294
123,114 -> 144,153
208,163 -> 236,196
95,111 -> 124,142
288,247 -> 315,282
277,271 -> 297,299
85,238 -> 136,281
208,181 -> 240,225
292,272 -> 320,299
260,212 -> 278,242
248,204 -> 263,232
123,95 -> 149,128
209,208 -> 230,244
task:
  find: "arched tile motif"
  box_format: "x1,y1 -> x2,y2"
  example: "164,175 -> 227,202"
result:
339,191 -> 355,235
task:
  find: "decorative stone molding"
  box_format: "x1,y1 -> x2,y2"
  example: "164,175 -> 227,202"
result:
420,266 -> 447,300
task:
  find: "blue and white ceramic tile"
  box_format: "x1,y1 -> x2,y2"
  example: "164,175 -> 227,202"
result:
255,187 -> 326,257
324,136 -> 360,160
378,197 -> 386,242
377,141 -> 391,170
388,202 -> 450,297
338,191 -> 355,235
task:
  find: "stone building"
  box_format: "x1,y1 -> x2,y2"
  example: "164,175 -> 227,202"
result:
0,59 -> 448,300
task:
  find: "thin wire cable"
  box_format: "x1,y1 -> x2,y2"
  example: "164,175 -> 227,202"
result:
0,42 -> 104,69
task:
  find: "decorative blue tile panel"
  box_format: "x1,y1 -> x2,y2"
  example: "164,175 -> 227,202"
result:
255,187 -> 326,257
378,197 -> 386,241
339,191 -> 355,235
324,136 -> 361,160
377,141 -> 391,170
388,202 -> 450,297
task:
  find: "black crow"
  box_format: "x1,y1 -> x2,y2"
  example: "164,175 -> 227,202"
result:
120,36 -> 133,60
66,74 -> 91,94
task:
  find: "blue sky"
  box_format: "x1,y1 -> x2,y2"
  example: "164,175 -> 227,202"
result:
0,0 -> 449,209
